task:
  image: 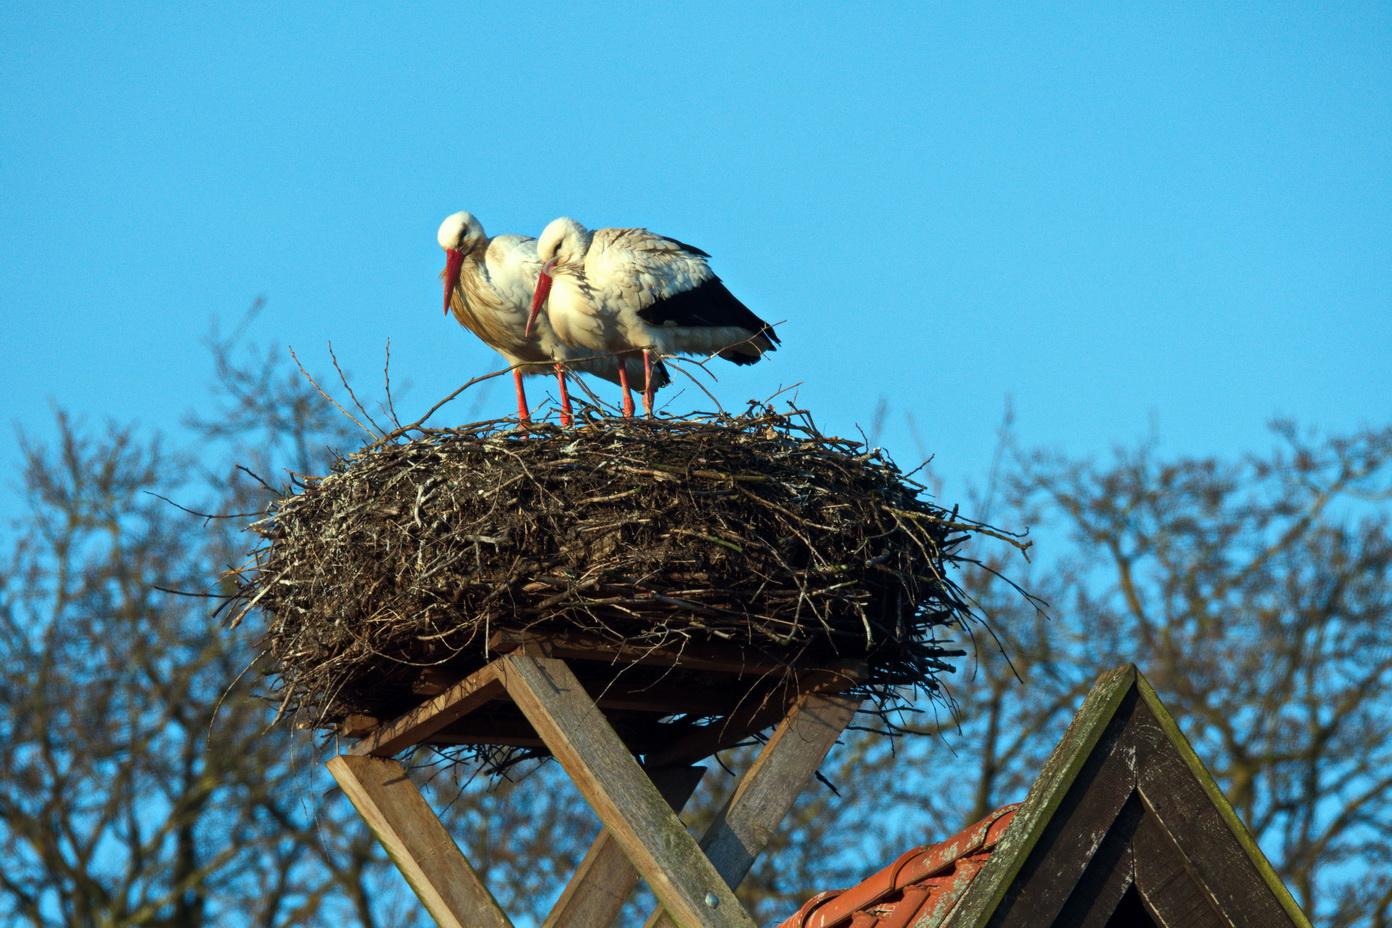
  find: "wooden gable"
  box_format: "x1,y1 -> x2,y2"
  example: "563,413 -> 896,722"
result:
932,663 -> 1311,928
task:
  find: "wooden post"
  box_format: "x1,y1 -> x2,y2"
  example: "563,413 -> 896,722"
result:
348,662 -> 505,757
499,650 -> 758,928
327,754 -> 513,928
648,662 -> 864,768
542,766 -> 707,928
643,691 -> 862,928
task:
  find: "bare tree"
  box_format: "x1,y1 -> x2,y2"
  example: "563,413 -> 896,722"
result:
0,415 -> 363,927
0,314 -> 429,927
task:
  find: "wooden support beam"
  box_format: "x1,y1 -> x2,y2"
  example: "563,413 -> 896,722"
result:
698,691 -> 861,884
543,766 -> 707,928
426,713 -> 667,755
643,691 -> 862,928
499,651 -> 758,928
645,695 -> 785,769
414,666 -> 745,716
648,662 -> 865,767
341,714 -> 382,738
331,652 -> 858,928
327,754 -> 513,928
583,686 -> 742,717
491,629 -> 790,676
348,662 -> 505,757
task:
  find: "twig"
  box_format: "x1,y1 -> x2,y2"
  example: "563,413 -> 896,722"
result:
288,346 -> 376,439
381,338 -> 402,429
372,367 -> 511,447
328,341 -> 386,436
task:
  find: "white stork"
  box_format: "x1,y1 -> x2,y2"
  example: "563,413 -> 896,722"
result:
526,217 -> 778,417
438,211 -> 666,426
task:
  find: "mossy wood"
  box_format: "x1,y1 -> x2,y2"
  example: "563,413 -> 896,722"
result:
544,766 -> 707,928
326,754 -> 512,928
931,664 -> 1312,928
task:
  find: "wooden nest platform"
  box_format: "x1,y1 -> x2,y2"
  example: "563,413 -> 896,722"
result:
231,409 -> 1001,764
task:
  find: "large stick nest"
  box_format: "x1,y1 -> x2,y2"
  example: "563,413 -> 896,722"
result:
232,409 -> 1007,750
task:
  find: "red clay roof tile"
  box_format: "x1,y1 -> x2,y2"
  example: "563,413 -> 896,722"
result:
774,804 -> 1020,928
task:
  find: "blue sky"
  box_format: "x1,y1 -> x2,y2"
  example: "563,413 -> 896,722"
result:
3,2 -> 1389,519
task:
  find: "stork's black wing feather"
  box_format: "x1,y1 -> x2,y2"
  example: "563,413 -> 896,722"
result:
637,277 -> 780,347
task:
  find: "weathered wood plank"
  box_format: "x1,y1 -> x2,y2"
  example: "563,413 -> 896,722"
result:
939,665 -> 1311,928
348,661 -> 505,757
1131,697 -> 1304,927
499,652 -> 757,928
648,662 -> 865,767
340,714 -> 381,737
490,628 -> 790,676
968,689 -> 1143,927
698,691 -> 861,882
935,664 -> 1139,928
428,709 -> 667,756
419,665 -> 747,715
1131,804 -> 1228,928
1052,793 -> 1139,928
327,754 -> 513,928
644,691 -> 861,928
542,766 -> 707,928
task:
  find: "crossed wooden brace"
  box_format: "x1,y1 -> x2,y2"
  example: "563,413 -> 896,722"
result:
327,645 -> 861,928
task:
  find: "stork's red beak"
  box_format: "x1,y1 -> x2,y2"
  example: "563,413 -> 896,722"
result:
443,249 -> 465,315
526,266 -> 554,338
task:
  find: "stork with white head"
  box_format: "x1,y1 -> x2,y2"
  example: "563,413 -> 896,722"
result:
438,211 -> 667,426
527,217 -> 778,417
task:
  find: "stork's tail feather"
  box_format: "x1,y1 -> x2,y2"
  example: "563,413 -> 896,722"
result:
716,325 -> 778,365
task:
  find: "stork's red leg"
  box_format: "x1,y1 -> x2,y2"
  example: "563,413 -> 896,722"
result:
617,358 -> 635,418
642,349 -> 655,418
555,362 -> 573,428
513,368 -> 531,424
